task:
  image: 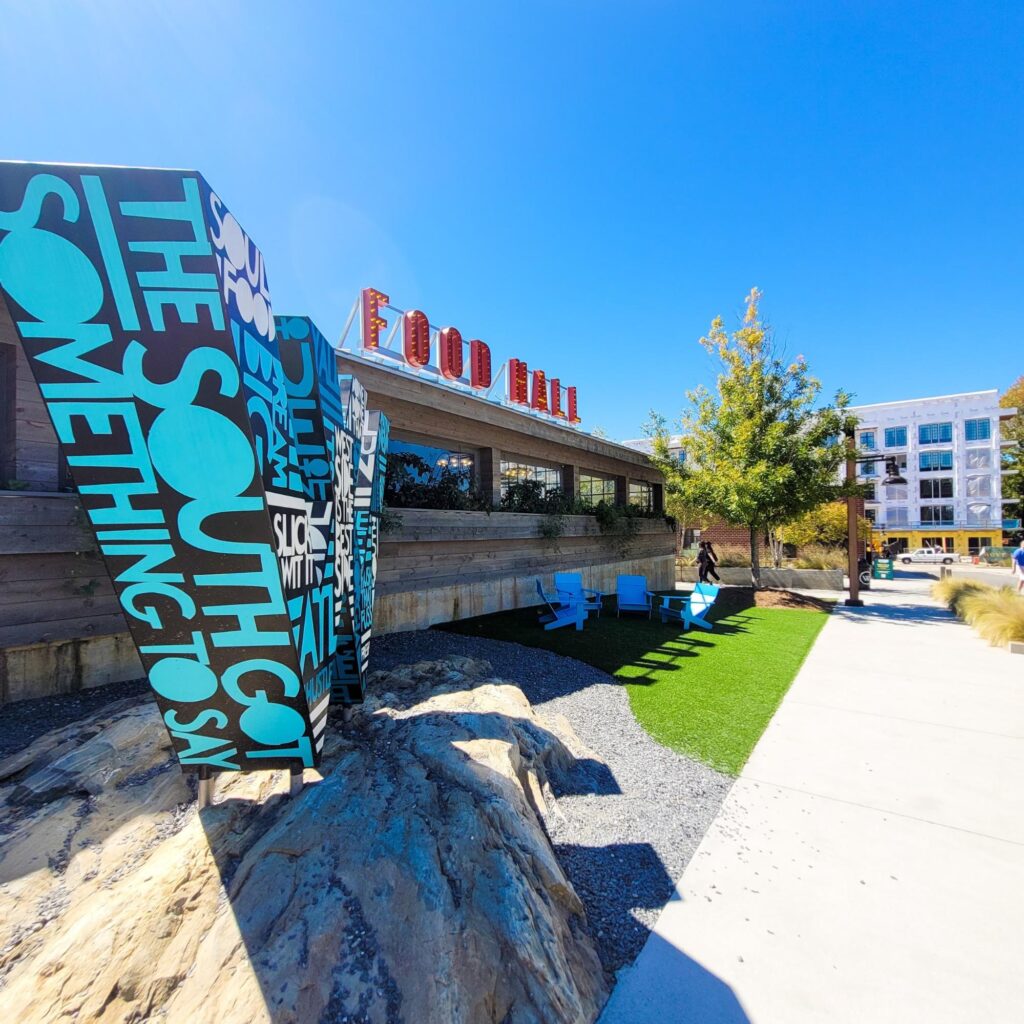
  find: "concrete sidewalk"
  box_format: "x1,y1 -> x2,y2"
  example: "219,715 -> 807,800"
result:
600,578 -> 1024,1024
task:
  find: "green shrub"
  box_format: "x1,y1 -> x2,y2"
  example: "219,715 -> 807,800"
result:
959,588 -> 1024,646
792,544 -> 846,570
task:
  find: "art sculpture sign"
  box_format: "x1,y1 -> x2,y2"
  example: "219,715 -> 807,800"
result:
0,162 -> 388,777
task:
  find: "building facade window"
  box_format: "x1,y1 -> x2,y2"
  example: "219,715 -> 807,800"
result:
886,485 -> 908,502
629,481 -> 654,511
966,448 -> 991,470
918,422 -> 953,445
500,458 -> 562,497
884,426 -> 907,448
863,482 -> 876,501
919,478 -> 953,499
919,450 -> 953,472
887,507 -> 909,526
966,476 -> 992,498
865,507 -> 876,523
967,536 -> 993,555
579,472 -> 616,505
389,438 -> 477,490
862,460 -> 877,476
966,502 -> 991,526
964,418 -> 991,442
920,505 -> 954,525
859,431 -> 876,450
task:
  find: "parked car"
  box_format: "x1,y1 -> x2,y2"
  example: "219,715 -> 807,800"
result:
900,547 -> 954,565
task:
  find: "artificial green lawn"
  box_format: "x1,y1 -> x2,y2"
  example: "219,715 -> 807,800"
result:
442,599 -> 830,776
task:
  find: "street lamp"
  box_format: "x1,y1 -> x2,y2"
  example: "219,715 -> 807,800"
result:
844,437 -> 908,606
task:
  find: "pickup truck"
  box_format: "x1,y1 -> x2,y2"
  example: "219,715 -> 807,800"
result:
899,547 -> 955,565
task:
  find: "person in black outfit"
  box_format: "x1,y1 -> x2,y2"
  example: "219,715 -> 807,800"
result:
697,540 -> 721,583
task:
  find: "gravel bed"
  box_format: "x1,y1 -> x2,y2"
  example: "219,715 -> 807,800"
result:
0,677 -> 149,762
374,630 -> 733,974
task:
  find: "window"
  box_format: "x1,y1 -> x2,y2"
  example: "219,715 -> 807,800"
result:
921,536 -> 954,552
966,476 -> 991,498
886,484 -> 908,502
887,507 -> 909,526
862,461 -> 877,477
884,426 -> 907,448
859,431 -> 876,450
966,502 -> 991,526
966,448 -> 991,470
863,482 -> 876,501
965,418 -> 990,442
967,536 -> 993,555
500,458 -> 561,497
579,472 -> 616,505
919,450 -> 953,472
920,505 -> 954,525
629,481 -> 653,511
865,507 -> 876,523
389,438 -> 476,490
918,422 -> 953,445
919,478 -> 953,499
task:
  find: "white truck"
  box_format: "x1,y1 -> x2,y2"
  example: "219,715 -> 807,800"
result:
899,547 -> 955,565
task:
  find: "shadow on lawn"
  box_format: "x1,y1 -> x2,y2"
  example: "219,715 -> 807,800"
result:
441,597 -> 761,690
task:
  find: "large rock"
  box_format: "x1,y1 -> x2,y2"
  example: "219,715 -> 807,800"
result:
0,657 -> 608,1023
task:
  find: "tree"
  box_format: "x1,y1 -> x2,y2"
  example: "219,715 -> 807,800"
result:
649,289 -> 851,587
778,500 -> 871,548
641,411 -> 710,550
1000,377 -> 1024,525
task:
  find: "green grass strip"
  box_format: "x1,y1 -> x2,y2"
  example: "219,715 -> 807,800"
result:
442,601 -> 829,776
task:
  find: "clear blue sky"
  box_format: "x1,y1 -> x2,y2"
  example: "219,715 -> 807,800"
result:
2,1 -> 1021,438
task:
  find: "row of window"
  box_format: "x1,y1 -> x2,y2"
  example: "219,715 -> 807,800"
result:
867,477 -> 994,501
388,439 -> 657,510
863,448 -> 993,476
860,418 -> 991,451
867,504 -> 997,526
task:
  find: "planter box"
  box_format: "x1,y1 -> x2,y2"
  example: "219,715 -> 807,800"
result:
677,566 -> 844,590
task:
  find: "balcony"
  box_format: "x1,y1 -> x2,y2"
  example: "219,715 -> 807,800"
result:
869,520 -> 1009,532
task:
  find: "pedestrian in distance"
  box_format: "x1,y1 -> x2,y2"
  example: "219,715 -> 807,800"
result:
1013,540 -> 1024,594
697,540 -> 721,584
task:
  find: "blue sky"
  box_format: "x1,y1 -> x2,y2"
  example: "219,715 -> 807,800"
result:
2,1 -> 1021,438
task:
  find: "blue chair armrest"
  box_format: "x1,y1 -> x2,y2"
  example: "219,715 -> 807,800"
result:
659,593 -> 687,606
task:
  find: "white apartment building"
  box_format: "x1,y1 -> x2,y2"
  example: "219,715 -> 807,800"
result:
848,389 -> 1017,554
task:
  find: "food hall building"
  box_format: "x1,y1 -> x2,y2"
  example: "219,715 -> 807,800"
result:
0,291 -> 672,702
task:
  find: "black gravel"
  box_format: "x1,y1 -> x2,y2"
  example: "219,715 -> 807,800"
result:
373,630 -> 733,974
0,677 -> 149,762
0,631 -> 732,975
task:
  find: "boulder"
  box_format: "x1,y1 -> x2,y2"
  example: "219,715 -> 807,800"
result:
0,657 -> 608,1023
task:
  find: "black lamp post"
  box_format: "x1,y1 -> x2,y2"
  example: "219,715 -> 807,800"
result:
845,440 -> 908,606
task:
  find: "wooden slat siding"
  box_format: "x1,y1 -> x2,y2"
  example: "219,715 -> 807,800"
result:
1,306 -> 61,489
0,551 -> 108,583
336,354 -> 664,485
1,591 -> 121,629
0,493 -> 83,526
0,612 -> 129,648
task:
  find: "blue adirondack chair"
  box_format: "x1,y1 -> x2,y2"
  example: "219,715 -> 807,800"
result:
616,574 -> 655,618
554,572 -> 603,618
536,579 -> 585,631
659,582 -> 720,630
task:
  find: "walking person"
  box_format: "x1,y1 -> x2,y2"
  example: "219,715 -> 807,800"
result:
697,540 -> 721,584
1013,540 -> 1024,594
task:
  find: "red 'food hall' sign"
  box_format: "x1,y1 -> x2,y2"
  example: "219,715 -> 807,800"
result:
357,287 -> 580,424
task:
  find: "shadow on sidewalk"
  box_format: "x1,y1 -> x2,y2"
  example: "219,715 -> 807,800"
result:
600,926 -> 751,1023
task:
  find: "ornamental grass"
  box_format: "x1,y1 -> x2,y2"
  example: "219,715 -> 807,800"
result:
958,587 -> 1024,646
793,544 -> 847,570
931,577 -> 989,616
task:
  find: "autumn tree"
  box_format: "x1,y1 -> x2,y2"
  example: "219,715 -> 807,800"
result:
648,289 -> 851,587
1000,376 -> 1024,524
777,500 -> 871,548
